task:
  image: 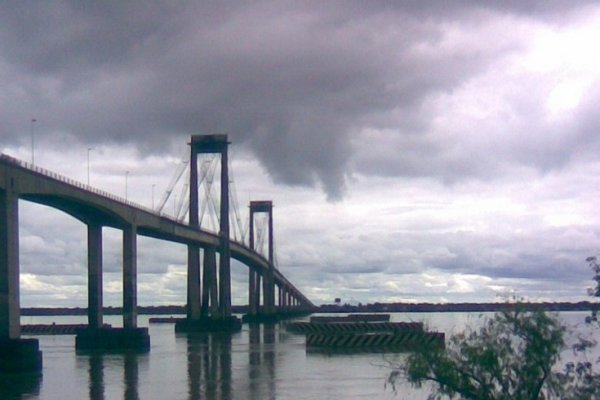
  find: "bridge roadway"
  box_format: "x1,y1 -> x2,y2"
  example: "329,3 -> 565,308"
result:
0,154 -> 313,336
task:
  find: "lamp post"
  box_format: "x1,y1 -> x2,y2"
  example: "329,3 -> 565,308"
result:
152,184 -> 156,210
125,171 -> 129,201
87,147 -> 93,185
31,118 -> 36,164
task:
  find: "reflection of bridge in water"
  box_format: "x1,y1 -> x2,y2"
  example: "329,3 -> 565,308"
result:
0,134 -> 314,373
82,324 -> 281,400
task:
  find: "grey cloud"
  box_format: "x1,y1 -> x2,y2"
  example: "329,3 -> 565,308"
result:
4,1 -> 593,199
429,227 -> 598,282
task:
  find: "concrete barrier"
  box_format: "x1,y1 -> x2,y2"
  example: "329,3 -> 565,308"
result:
285,321 -> 423,334
306,331 -> 445,351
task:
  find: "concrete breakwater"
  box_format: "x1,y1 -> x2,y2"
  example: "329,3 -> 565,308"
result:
21,323 -> 111,335
285,314 -> 444,352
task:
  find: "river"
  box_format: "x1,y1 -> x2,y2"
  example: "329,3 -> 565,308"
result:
3,311 -> 595,400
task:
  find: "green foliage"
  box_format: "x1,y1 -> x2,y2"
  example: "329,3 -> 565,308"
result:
586,256 -> 600,325
388,307 -> 600,399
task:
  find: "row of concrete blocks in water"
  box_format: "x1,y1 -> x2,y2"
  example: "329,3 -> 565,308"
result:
0,311 -> 311,375
284,314 -> 445,353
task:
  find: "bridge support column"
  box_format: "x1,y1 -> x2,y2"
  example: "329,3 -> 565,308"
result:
265,203 -> 275,316
0,189 -> 20,340
186,144 -> 202,321
187,245 -> 201,320
77,224 -> 149,352
255,274 -> 261,313
218,142 -> 232,319
0,189 -> 42,373
262,267 -> 275,315
123,225 -> 137,329
280,287 -> 287,311
248,269 -> 257,315
247,208 -> 261,317
201,247 -> 218,317
87,223 -> 103,329
243,200 -> 279,323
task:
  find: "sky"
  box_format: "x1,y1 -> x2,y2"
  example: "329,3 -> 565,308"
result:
2,1 -> 600,307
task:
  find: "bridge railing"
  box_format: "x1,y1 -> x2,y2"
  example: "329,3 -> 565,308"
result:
0,153 -> 175,218
0,153 -> 252,245
2,154 -> 280,271
1,153 -> 312,307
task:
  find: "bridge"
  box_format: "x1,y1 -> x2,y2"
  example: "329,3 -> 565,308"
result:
0,134 -> 314,372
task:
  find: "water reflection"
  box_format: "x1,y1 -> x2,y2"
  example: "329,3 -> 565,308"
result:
247,323 -> 276,400
124,353 -> 140,400
88,354 -> 104,400
0,372 -> 41,400
184,324 -> 282,400
84,352 -> 141,400
186,333 -> 233,400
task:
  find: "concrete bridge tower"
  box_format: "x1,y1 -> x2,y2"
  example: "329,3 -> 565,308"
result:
246,201 -> 276,319
176,134 -> 241,332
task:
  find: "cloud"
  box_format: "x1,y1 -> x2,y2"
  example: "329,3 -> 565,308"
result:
3,2 -> 598,199
4,2 -> 600,306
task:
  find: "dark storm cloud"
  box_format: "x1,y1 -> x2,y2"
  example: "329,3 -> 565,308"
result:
0,1 -> 597,199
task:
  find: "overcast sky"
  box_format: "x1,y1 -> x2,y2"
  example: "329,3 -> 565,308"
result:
2,1 -> 600,307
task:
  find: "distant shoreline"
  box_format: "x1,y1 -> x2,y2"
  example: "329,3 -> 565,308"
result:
21,301 -> 598,316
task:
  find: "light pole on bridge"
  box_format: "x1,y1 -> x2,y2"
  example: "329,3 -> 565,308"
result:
152,184 -> 155,210
31,118 -> 36,165
125,170 -> 129,201
87,147 -> 93,185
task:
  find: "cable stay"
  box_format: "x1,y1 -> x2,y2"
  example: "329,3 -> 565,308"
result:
157,157 -> 189,214
272,234 -> 279,270
227,153 -> 246,243
174,167 -> 190,221
157,148 -> 267,251
199,156 -> 220,232
253,213 -> 269,258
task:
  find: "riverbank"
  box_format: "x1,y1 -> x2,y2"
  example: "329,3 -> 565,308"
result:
21,300 -> 598,316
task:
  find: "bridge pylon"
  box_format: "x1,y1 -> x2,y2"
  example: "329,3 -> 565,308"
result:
244,200 -> 276,322
176,134 -> 241,333
0,188 -> 43,373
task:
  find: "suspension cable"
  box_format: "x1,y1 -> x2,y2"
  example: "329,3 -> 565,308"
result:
157,154 -> 189,214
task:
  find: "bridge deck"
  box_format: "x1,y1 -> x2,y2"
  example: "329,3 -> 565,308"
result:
0,154 -> 313,307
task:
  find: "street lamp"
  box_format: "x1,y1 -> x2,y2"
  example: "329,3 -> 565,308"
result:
87,147 -> 93,185
152,184 -> 156,210
125,171 -> 129,201
31,118 -> 36,164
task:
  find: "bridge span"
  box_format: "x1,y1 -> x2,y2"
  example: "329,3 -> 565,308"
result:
0,135 -> 314,371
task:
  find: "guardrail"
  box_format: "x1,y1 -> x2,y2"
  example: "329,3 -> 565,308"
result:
0,153 -> 313,302
0,153 -> 161,215
0,153 -> 251,248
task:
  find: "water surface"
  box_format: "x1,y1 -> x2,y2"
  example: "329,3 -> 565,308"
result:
5,312 -> 593,400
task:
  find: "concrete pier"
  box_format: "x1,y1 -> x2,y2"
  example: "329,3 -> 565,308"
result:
0,189 -> 43,373
123,225 -> 137,329
0,189 -> 20,340
76,223 -> 150,352
0,338 -> 43,373
87,223 -> 103,329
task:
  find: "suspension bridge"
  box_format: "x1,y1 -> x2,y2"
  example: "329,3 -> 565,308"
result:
0,134 -> 314,373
